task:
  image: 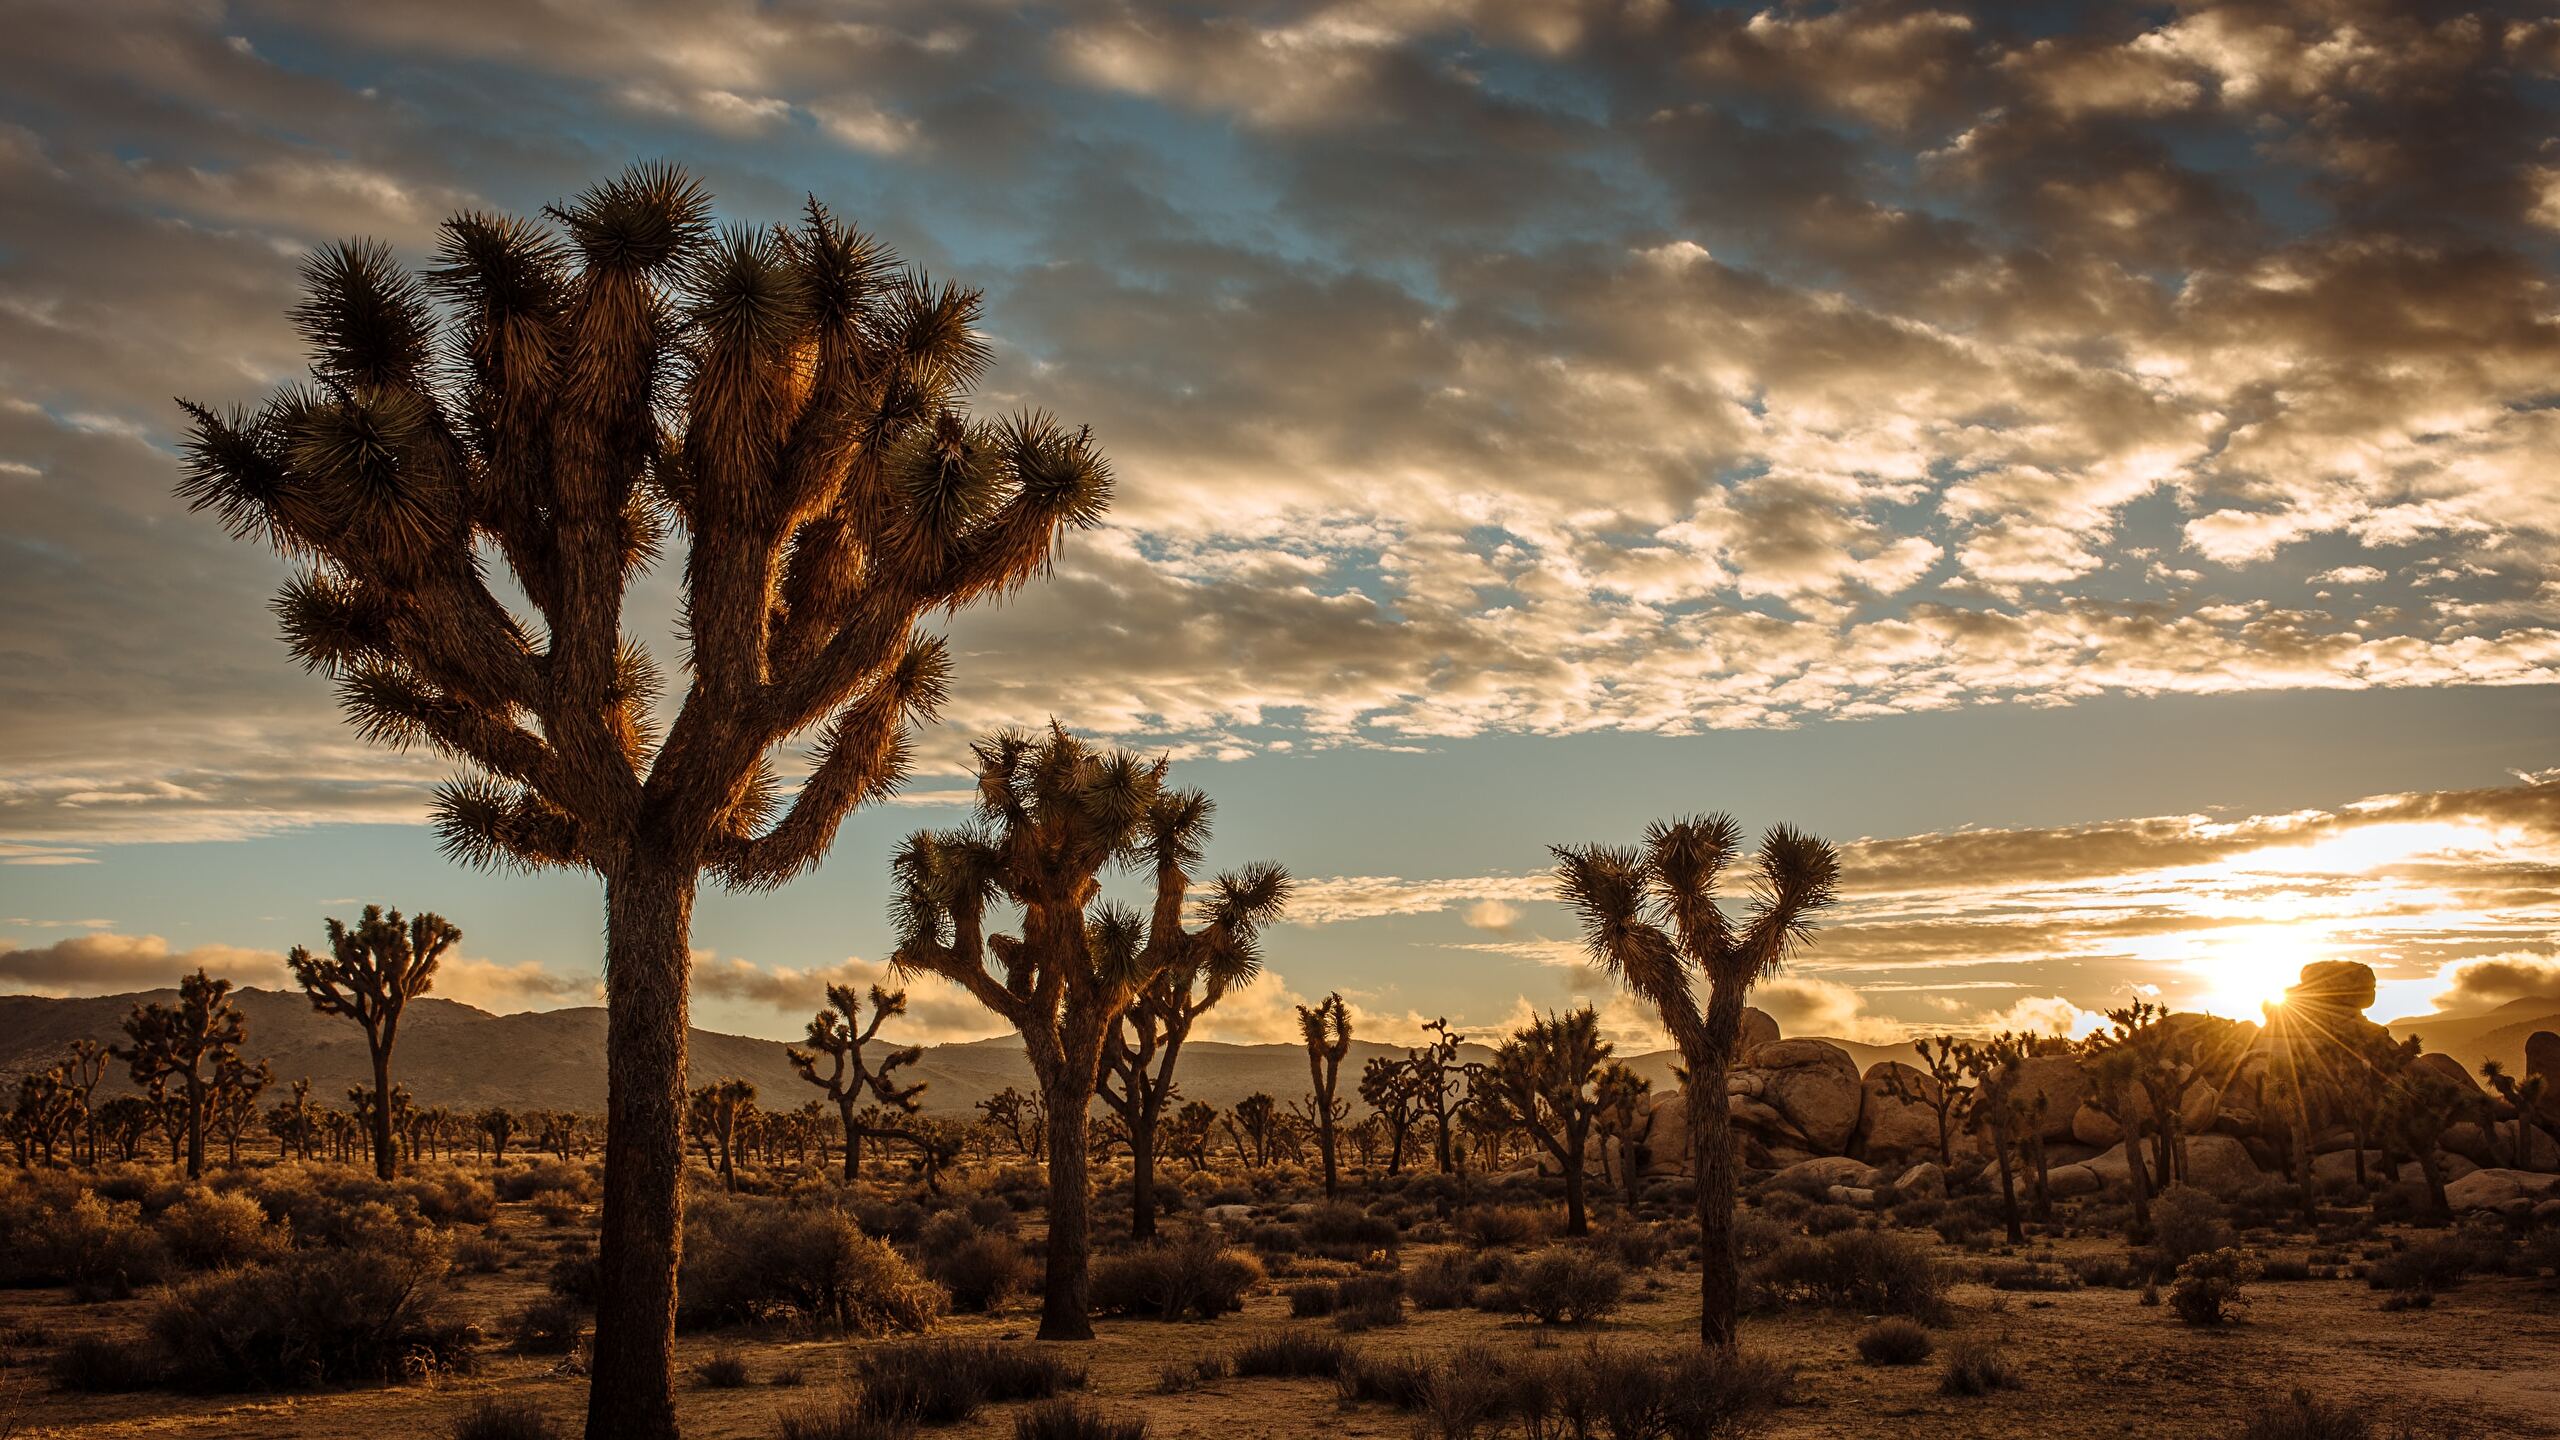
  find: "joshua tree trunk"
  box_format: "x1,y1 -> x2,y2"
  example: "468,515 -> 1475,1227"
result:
368,1047 -> 396,1181
1991,1116 -> 2023,1243
2123,1108 -> 2152,1234
184,1077 -> 206,1180
586,860 -> 695,1440
1562,1135 -> 1588,1237
838,1098 -> 863,1183
1689,1043 -> 1739,1349
1129,1102 -> 1161,1241
2412,1146 -> 2450,1223
1039,1072 -> 1097,1340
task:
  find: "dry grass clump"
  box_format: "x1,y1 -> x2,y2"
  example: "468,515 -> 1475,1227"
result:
447,1397 -> 567,1440
1322,1339 -> 1792,1440
1937,1337 -> 2020,1397
1229,1328 -> 1350,1379
1483,1247 -> 1625,1325
1012,1397 -> 1148,1440
147,1229 -> 475,1390
851,1338 -> 1085,1426
1854,1318 -> 1934,1366
2170,1248 -> 2260,1326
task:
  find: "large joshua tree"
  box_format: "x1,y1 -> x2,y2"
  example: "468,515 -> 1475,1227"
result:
286,905 -> 459,1180
1553,815 -> 1839,1349
786,983 -> 926,1182
173,166 -> 1111,1440
1296,992 -> 1353,1198
1099,788 -> 1268,1240
888,725 -> 1288,1339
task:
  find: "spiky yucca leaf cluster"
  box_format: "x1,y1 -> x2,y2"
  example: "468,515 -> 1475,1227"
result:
177,164 -> 1110,890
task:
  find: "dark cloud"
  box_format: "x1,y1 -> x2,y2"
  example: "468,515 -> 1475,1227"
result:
0,933 -> 285,992
2432,953 -> 2560,1010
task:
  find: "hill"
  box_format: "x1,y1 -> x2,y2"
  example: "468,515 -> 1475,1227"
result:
2380,996 -> 2560,1075
0,987 -> 1908,1114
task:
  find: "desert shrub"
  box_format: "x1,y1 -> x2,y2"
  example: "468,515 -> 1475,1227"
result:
1012,1397 -> 1146,1440
695,1349 -> 754,1388
2367,1235 -> 2485,1295
1484,1247 -> 1624,1325
2067,1252 -> 2141,1289
1301,1200 -> 1399,1251
510,1295 -> 584,1355
449,1397 -> 567,1440
852,1338 -> 1084,1426
48,1193 -> 172,1299
1503,1342 -> 1794,1440
1979,1260 -> 2074,1292
160,1188 -> 286,1269
1801,1203 -> 1864,1237
1408,1250 -> 1477,1309
778,1397 -> 920,1440
1745,1230 -> 1948,1323
1457,1204 -> 1551,1249
2153,1186 -> 2234,1267
1156,1354 -> 1228,1394
547,1240 -> 600,1304
453,1233 -> 510,1274
148,1233 -> 474,1389
678,1198 -> 939,1333
924,1233 -> 1029,1314
49,1334 -> 165,1392
1087,1233 -> 1261,1321
1414,1345 -> 1511,1438
531,1190 -> 586,1227
492,1159 -> 599,1204
1230,1328 -> 1349,1378
1244,1222 -> 1301,1255
397,1173 -> 498,1226
1596,1224 -> 1668,1271
1331,1274 -> 1405,1332
2170,1248 -> 2260,1326
2234,1387 -> 2374,1440
1937,1338 -> 2020,1396
1855,1318 -> 1935,1366
2260,1256 -> 2312,1282
1339,1350 -> 1434,1409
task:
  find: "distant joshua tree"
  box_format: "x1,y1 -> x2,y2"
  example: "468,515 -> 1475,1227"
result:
1554,815 -> 1840,1350
1227,1092 -> 1282,1167
478,1105 -> 517,1161
1360,1055 -> 1423,1176
1881,1035 -> 1973,1169
175,164 -> 1112,1438
1956,1034 -> 2033,1244
115,969 -> 253,1179
686,1079 -> 758,1191
286,905 -> 458,1180
2077,1005 -> 2163,1233
1295,993 -> 1353,1198
1478,1008 -> 1613,1235
1100,784 -> 1275,1239
1166,1099 -> 1219,1171
888,725 -> 1287,1340
1408,1017 -> 1469,1174
2480,1060 -> 2560,1168
977,1087 -> 1047,1160
786,983 -> 926,1182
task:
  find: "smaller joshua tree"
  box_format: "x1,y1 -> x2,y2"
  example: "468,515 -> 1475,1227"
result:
1360,1055 -> 1423,1175
1593,1059 -> 1653,1206
1296,993 -> 1353,1198
1477,1008 -> 1612,1235
287,905 -> 459,1179
1955,1034 -> 2032,1244
1409,1017 -> 1469,1173
116,969 -> 250,1179
787,983 -> 926,1183
1881,1035 -> 1973,1168
2481,1060 -> 2560,1168
687,1079 -> 758,1191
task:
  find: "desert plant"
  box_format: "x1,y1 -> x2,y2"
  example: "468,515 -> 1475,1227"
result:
1013,1398 -> 1147,1440
2235,1387 -> 2376,1440
1474,1009 -> 1613,1237
1458,1204 -> 1552,1249
287,905 -> 457,1180
852,1339 -> 1084,1425
1338,1350 -> 1434,1409
511,1295 -> 585,1355
2152,1185 -> 2234,1267
778,1397 -> 920,1440
1230,1328 -> 1349,1378
160,1187 -> 284,1269
1938,1337 -> 2020,1396
677,1199 -> 939,1333
1296,994 -> 1354,1199
176,164 -> 1113,1439
148,1235 -> 473,1389
1086,1233 -> 1262,1321
890,728 -> 1289,1338
1486,1248 -> 1625,1325
695,1350 -> 753,1388
2170,1248 -> 2260,1326
1553,817 -> 1841,1347
1745,1230 -> 1948,1322
1856,1318 -> 1935,1366
1409,1250 -> 1477,1309
112,970 -> 248,1181
449,1398 -> 567,1440
49,1335 -> 165,1393
924,1231 -> 1030,1314
788,985 -> 927,1184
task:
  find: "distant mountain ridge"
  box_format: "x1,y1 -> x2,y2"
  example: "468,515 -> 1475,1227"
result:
5,987 -> 2537,1114
0,986 -> 1906,1114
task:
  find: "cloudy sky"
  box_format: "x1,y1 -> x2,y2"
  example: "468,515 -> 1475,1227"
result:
3,0 -> 2557,1050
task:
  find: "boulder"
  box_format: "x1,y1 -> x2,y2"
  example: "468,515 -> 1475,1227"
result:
1729,1040 -> 1864,1154
2411,1051 -> 2487,1100
2082,1133 -> 2264,1197
2443,1168 -> 2560,1214
2071,1103 -> 2124,1149
2310,1149 -> 2387,1187
1737,1007 -> 1781,1058
2011,1055 -> 2089,1141
2046,1164 -> 2104,1198
1856,1062 -> 1949,1163
1888,1162 -> 1946,1201
2440,1122 -> 2502,1169
1770,1156 -> 1878,1193
2528,1030 -> 2560,1088
2286,960 -> 2377,1014
1205,1204 -> 1253,1225
2399,1153 -> 2480,1187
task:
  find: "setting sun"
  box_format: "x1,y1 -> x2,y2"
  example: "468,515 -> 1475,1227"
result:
2187,928 -> 2327,1020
